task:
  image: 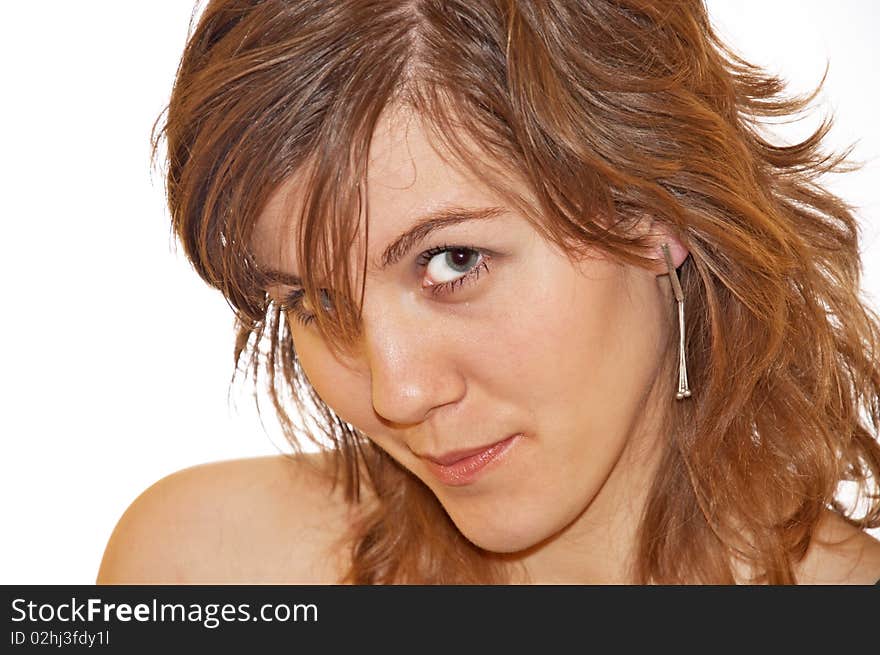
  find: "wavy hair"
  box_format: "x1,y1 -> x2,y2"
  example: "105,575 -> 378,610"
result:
154,0 -> 880,583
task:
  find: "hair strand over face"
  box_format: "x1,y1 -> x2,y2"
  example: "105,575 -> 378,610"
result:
155,0 -> 880,584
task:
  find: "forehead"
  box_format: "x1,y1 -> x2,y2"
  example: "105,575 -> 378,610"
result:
251,104 -> 506,277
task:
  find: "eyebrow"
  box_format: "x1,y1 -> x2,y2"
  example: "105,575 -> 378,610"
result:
260,205 -> 508,288
377,205 -> 508,269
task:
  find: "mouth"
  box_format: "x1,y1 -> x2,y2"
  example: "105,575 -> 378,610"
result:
418,433 -> 522,487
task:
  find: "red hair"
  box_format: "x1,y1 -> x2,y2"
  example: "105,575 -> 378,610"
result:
155,0 -> 880,583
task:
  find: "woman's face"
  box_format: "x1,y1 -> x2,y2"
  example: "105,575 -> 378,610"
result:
252,105 -> 684,557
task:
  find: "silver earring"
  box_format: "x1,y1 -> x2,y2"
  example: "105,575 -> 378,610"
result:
660,243 -> 692,400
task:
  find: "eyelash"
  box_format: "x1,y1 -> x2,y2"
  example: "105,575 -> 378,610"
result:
417,243 -> 492,296
279,244 -> 491,327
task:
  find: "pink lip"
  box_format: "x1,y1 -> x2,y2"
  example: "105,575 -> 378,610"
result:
421,434 -> 521,486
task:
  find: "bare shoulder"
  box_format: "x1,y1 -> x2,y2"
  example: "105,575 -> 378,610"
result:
794,510 -> 880,585
97,452 -> 371,584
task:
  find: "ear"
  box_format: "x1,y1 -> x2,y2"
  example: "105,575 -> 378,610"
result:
642,220 -> 689,276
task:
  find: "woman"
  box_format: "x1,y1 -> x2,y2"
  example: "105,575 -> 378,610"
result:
98,0 -> 880,584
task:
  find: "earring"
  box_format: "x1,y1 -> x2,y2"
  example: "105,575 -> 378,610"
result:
660,243 -> 692,400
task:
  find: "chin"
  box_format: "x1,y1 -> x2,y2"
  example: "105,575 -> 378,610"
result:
446,508 -> 559,554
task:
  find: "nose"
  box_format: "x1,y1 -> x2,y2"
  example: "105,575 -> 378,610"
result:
358,294 -> 466,427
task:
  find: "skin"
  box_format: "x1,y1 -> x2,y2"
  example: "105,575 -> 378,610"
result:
253,103 -> 682,583
97,104 -> 880,585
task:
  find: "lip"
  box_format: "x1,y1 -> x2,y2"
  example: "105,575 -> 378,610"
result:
420,433 -> 521,487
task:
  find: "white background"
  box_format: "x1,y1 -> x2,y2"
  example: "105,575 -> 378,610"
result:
1,2 -> 878,584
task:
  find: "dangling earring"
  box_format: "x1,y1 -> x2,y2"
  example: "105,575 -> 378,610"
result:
660,243 -> 692,400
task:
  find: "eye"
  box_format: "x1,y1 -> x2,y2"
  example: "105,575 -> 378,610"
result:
417,245 -> 491,295
280,245 -> 491,327
279,288 -> 334,327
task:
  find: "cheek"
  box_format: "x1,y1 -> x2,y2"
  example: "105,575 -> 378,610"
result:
474,260 -> 663,445
433,266 -> 666,550
287,324 -> 375,432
